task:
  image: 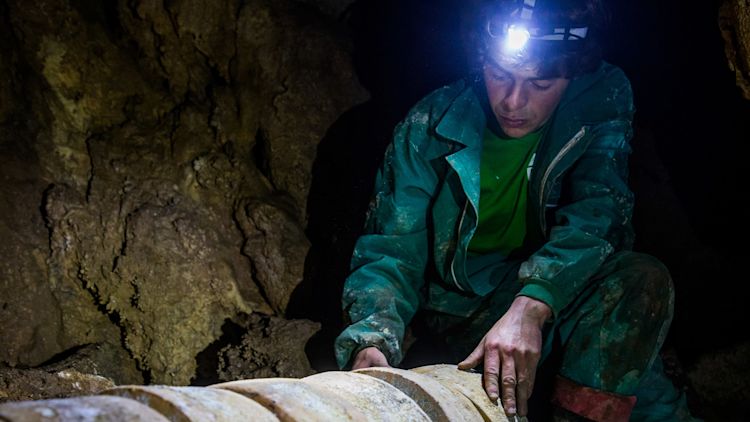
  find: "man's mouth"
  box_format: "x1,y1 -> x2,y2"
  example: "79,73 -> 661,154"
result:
499,116 -> 527,128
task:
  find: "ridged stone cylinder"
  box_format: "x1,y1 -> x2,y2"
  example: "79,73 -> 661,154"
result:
0,365 -> 510,421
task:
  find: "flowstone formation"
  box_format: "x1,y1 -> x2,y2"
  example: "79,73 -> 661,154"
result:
720,0 -> 750,99
0,0 -> 367,394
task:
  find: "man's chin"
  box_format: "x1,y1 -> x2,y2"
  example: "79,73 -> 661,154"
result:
500,126 -> 532,139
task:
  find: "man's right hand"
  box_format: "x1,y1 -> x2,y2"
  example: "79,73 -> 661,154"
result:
351,347 -> 391,370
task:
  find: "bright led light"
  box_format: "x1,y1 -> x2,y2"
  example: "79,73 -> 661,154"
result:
504,25 -> 531,53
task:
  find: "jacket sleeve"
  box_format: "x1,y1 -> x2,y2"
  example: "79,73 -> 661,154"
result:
334,116 -> 438,369
517,117 -> 635,318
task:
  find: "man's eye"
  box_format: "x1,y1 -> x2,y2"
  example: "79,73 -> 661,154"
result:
531,80 -> 553,90
491,73 -> 509,82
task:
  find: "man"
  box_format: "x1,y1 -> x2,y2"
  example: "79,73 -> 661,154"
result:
335,0 -> 695,420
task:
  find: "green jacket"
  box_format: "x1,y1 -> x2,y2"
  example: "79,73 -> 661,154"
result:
335,62 -> 636,368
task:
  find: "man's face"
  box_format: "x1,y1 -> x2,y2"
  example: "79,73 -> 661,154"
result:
483,56 -> 570,138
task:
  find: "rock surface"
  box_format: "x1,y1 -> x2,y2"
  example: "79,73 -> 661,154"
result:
0,344 -> 128,402
720,0 -> 750,99
687,341 -> 750,420
0,0 -> 366,387
217,314 -> 321,381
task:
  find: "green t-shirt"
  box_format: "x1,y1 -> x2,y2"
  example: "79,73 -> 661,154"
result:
467,127 -> 542,255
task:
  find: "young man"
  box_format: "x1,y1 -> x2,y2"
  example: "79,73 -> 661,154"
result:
335,0 -> 695,420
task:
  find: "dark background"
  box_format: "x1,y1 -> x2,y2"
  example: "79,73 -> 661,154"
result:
300,0 -> 750,415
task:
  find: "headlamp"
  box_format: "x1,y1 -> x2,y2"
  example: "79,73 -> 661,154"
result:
505,25 -> 531,53
486,0 -> 590,58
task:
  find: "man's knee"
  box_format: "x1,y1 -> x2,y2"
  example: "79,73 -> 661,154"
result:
599,251 -> 674,324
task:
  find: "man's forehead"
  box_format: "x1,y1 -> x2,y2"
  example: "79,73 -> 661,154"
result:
485,55 -> 546,79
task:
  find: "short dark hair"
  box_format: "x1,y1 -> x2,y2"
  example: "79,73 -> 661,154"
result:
463,0 -> 609,78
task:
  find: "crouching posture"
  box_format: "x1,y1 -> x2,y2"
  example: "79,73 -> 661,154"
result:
335,0 -> 696,420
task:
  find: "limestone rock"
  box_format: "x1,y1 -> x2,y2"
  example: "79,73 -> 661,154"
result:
217,314 -> 321,381
720,0 -> 750,100
234,0 -> 369,216
0,1 -> 21,125
0,344 -> 128,403
688,341 -> 750,411
295,0 -> 357,19
236,199 -> 310,315
0,177 -> 63,368
1,0 -> 366,386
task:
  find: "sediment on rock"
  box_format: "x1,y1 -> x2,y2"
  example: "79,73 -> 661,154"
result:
0,0 -> 367,390
720,0 -> 750,99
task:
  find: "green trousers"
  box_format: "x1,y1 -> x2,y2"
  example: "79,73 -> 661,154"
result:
420,251 -> 696,421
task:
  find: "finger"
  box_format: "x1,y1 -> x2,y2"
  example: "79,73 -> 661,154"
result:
500,353 -> 517,416
352,348 -> 389,370
352,356 -> 372,370
516,370 -> 529,416
483,347 -> 501,403
458,340 -> 485,370
527,355 -> 539,400
514,351 -> 530,417
375,353 -> 392,368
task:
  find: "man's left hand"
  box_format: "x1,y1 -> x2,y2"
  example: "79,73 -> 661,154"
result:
458,296 -> 551,417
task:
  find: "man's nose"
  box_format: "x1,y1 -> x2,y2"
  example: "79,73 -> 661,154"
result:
502,83 -> 528,111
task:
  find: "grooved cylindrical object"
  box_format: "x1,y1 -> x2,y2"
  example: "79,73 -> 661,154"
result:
103,385 -> 279,422
212,378 -> 367,421
355,367 -> 483,422
412,364 -> 509,422
0,364 -> 504,421
303,371 -> 432,421
0,395 -> 170,421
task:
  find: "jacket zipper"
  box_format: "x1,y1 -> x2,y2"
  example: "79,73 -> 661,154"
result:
538,127 -> 587,234
450,200 -> 469,291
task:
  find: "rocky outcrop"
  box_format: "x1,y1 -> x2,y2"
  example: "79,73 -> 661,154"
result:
0,0 -> 367,387
720,0 -> 750,99
216,314 -> 321,381
0,344 -> 126,402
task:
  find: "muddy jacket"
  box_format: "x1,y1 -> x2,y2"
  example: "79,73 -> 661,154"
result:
335,62 -> 636,368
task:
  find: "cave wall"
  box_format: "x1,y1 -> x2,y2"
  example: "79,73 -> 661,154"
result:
720,0 -> 750,100
0,0 -> 365,386
2,0 -> 750,416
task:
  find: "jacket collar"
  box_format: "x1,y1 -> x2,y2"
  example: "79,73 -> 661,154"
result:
556,62 -> 614,121
434,79 -> 486,148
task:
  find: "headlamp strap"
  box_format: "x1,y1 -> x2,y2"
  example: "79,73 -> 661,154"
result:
520,0 -> 536,21
532,25 -> 589,41
504,0 -> 588,42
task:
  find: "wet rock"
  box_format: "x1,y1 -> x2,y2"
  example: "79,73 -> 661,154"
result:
42,174 -> 271,385
233,0 -> 369,216
236,199 -> 310,315
0,344 -> 130,402
217,314 -> 321,381
687,341 -> 750,419
720,0 -> 750,100
295,0 -> 357,19
0,367 -> 115,403
1,0 -> 366,386
0,1 -> 21,125
0,177 -> 64,368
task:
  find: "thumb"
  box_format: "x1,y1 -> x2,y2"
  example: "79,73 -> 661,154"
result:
375,350 -> 392,367
458,339 -> 485,370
